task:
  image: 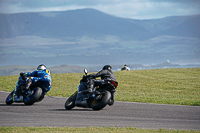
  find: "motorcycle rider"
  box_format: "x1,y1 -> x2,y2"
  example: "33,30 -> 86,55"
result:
82,65 -> 117,106
121,64 -> 130,71
18,64 -> 52,101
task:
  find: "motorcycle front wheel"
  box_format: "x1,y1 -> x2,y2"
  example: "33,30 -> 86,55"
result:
5,91 -> 14,105
91,90 -> 111,111
65,91 -> 77,110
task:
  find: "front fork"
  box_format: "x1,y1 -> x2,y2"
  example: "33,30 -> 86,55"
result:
72,91 -> 78,99
12,87 -> 17,102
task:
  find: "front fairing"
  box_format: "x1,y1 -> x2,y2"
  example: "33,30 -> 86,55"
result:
78,83 -> 87,92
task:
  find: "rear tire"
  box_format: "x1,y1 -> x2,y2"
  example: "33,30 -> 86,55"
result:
91,90 -> 111,111
65,92 -> 77,110
24,87 -> 42,105
5,91 -> 14,105
37,94 -> 45,102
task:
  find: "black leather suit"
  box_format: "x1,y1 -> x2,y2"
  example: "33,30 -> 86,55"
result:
86,69 -> 117,105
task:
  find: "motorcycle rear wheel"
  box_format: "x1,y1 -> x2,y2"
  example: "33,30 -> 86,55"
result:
24,87 -> 42,105
91,90 -> 111,111
5,91 -> 14,105
65,92 -> 77,110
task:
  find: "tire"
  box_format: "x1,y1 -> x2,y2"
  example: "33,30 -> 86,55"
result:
5,91 -> 14,105
65,92 -> 77,110
107,99 -> 114,106
91,90 -> 111,111
24,87 -> 42,105
37,94 -> 45,102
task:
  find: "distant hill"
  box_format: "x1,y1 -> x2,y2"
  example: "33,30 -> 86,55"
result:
1,63 -> 199,76
131,15 -> 200,38
0,65 -> 84,76
0,8 -> 154,40
0,8 -> 199,67
1,9 -> 199,39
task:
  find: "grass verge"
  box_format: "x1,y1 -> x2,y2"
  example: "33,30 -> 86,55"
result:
0,127 -> 199,133
0,68 -> 199,106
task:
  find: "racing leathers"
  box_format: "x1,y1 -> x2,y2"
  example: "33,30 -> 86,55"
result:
23,69 -> 52,96
84,69 -> 117,105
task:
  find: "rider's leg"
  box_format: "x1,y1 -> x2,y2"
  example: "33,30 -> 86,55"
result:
84,79 -> 94,93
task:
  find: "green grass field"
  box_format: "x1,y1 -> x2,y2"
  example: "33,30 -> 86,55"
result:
0,68 -> 200,132
0,127 -> 199,133
1,68 -> 199,106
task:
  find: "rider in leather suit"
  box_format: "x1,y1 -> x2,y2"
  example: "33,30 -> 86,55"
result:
20,64 -> 52,100
84,65 -> 117,105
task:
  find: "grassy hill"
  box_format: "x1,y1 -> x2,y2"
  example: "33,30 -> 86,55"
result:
0,68 -> 199,106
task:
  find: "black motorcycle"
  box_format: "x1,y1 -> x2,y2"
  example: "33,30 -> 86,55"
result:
5,76 -> 44,105
65,69 -> 118,110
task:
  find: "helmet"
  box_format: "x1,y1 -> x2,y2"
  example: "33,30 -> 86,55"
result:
102,65 -> 112,70
37,64 -> 46,70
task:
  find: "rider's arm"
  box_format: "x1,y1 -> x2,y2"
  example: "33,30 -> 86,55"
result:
88,70 -> 106,78
24,71 -> 38,77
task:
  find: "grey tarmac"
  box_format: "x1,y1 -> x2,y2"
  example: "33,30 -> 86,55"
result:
0,91 -> 199,130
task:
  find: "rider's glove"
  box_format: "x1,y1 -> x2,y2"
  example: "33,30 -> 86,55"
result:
20,72 -> 24,77
86,75 -> 92,78
20,72 -> 27,80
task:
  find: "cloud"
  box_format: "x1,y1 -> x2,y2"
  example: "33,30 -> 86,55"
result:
0,0 -> 199,19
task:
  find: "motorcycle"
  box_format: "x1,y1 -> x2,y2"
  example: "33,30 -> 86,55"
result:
5,76 -> 44,105
121,66 -> 130,71
65,69 -> 118,110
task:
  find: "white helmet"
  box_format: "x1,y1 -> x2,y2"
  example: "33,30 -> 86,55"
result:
37,64 -> 46,70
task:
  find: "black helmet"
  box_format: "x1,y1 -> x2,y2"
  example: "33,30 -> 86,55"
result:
102,65 -> 112,70
37,64 -> 46,70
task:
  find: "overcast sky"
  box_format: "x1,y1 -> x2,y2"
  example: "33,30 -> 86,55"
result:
0,0 -> 200,19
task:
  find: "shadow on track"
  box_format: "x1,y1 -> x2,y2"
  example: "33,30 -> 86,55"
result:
50,108 -> 93,111
0,103 -> 26,106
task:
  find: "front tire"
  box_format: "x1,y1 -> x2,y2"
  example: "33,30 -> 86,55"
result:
65,92 -> 77,110
24,87 -> 42,105
91,90 -> 111,111
5,91 -> 14,105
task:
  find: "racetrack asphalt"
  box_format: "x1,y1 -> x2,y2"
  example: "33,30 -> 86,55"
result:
0,91 -> 200,130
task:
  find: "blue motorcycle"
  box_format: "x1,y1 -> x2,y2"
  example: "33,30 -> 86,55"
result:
5,77 -> 43,105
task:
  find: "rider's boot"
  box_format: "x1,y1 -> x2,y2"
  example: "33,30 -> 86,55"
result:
25,78 -> 32,89
80,83 -> 93,96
